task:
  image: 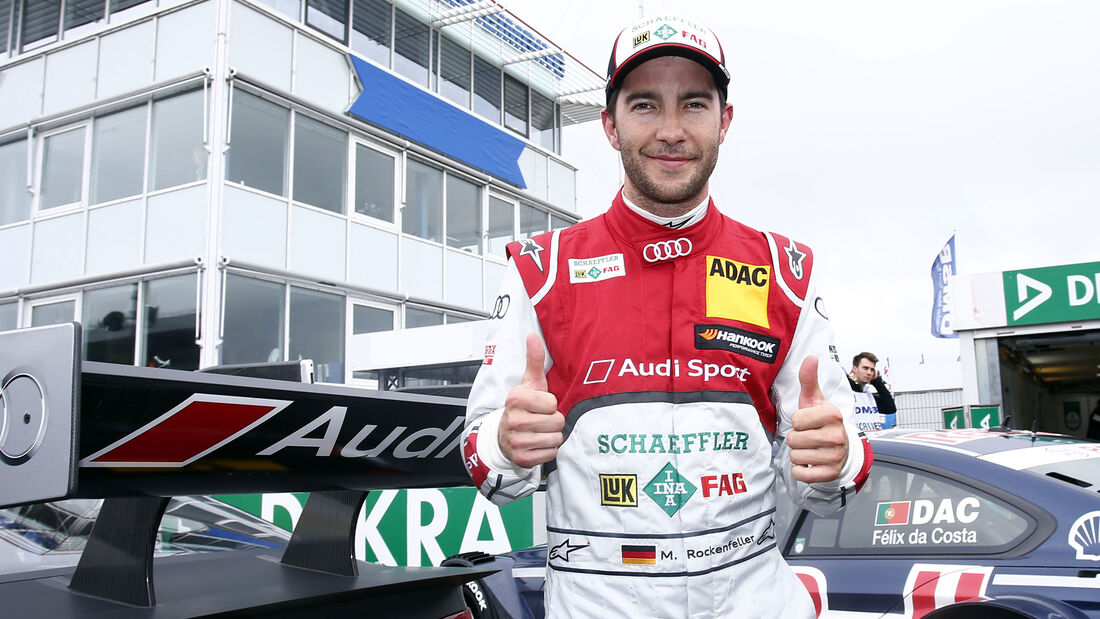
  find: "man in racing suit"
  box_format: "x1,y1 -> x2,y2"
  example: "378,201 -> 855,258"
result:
463,14 -> 872,618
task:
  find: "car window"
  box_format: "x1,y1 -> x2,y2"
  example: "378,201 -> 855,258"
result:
784,462 -> 1033,556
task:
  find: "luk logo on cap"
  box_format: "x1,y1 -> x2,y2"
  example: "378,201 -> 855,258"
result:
633,31 -> 650,47
705,256 -> 771,328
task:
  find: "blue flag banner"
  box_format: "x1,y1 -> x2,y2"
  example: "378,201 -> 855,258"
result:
931,234 -> 958,338
347,55 -> 527,188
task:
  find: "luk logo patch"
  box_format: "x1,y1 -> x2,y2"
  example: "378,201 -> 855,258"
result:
644,462 -> 696,517
705,256 -> 771,328
695,324 -> 780,363
569,253 -> 626,283
632,31 -> 650,47
600,474 -> 638,507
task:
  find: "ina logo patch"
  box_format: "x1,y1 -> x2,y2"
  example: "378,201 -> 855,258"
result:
644,462 -> 696,516
654,24 -> 677,40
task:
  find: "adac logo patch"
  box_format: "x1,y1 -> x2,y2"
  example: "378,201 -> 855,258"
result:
569,253 -> 626,283
695,324 -> 780,363
600,474 -> 638,507
705,256 -> 770,328
644,462 -> 696,517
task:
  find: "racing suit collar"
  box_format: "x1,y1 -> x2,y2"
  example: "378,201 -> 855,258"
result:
606,188 -> 721,267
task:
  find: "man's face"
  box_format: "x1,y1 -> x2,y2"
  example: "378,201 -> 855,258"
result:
854,359 -> 876,385
601,56 -> 733,218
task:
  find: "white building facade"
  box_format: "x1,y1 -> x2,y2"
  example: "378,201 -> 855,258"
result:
0,0 -> 604,383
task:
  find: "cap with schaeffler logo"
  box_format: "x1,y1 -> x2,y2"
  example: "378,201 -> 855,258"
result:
605,14 -> 729,104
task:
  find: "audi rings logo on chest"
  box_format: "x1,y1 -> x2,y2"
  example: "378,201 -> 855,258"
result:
643,238 -> 693,263
489,294 -> 510,319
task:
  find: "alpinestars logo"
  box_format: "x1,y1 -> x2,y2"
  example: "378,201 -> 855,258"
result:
517,238 -> 545,273
81,394 -> 291,467
784,239 -> 807,280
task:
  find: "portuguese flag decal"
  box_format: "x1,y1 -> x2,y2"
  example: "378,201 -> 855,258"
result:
875,501 -> 911,526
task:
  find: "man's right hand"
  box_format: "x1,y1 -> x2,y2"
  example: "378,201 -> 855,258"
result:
499,333 -> 564,468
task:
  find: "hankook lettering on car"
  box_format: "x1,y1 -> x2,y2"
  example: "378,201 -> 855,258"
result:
643,238 -> 692,263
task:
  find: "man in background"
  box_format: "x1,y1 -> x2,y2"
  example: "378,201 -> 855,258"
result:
850,352 -> 897,429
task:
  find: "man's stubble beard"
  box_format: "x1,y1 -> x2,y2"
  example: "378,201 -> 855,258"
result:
619,138 -> 720,217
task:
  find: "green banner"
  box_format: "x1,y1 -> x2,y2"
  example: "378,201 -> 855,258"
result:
1003,261 -> 1100,326
942,406 -> 966,429
215,488 -> 535,567
969,405 -> 1001,429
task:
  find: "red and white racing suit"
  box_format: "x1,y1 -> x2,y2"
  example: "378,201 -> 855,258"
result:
464,193 -> 872,618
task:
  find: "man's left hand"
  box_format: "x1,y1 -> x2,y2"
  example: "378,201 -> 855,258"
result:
788,355 -> 849,483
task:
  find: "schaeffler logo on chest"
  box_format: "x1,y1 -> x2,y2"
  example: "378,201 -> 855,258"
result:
569,253 -> 626,283
645,462 -> 696,516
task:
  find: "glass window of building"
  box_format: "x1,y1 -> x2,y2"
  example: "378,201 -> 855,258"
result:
227,91 -> 289,197
151,90 -> 206,191
110,0 -> 152,14
393,8 -> 429,86
292,114 -> 346,213
21,0 -> 59,51
0,303 -> 17,331
222,275 -> 285,365
30,300 -> 75,327
0,1 -> 10,54
354,143 -> 394,222
256,0 -> 301,20
91,106 -> 147,205
503,74 -> 528,136
445,175 -> 480,254
40,127 -> 86,210
83,283 -> 138,366
531,89 -> 556,152
439,36 -> 471,108
473,56 -> 501,123
551,213 -> 572,230
351,0 -> 391,67
520,203 -> 547,238
289,287 -> 344,383
65,0 -> 105,33
487,196 -> 513,258
351,303 -> 394,381
142,274 -> 200,370
403,159 -> 442,243
305,0 -> 345,41
406,307 -> 443,329
0,139 -> 30,225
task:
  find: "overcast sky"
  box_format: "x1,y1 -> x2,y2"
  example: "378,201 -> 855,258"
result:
505,0 -> 1100,391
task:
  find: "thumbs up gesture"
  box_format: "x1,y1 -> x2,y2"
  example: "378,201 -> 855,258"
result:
787,356 -> 849,483
499,333 -> 565,468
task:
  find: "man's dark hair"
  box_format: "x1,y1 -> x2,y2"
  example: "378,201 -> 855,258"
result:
852,352 -> 878,367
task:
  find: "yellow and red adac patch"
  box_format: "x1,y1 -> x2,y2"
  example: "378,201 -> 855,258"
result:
705,255 -> 771,328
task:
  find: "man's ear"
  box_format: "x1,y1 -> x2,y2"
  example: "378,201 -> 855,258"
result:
717,102 -> 734,144
601,109 -> 622,151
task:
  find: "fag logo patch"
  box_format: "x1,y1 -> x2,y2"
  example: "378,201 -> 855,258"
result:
569,254 -> 625,283
705,256 -> 771,328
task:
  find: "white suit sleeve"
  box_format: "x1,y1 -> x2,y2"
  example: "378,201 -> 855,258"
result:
461,260 -> 549,505
770,274 -> 872,516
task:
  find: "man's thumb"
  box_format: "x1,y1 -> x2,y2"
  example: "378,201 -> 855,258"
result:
522,333 -> 548,391
798,355 -> 825,409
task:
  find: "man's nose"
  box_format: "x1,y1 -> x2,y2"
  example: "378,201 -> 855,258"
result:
654,110 -> 687,144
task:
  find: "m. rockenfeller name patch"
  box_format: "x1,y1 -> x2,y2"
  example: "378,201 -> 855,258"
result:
695,324 -> 780,363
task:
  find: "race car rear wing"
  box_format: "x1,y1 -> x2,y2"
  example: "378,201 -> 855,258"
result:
0,323 -> 472,508
0,324 -> 490,616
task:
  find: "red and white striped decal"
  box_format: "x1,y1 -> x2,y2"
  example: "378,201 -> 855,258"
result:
80,394 -> 291,467
791,565 -> 829,617
904,564 -> 992,618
